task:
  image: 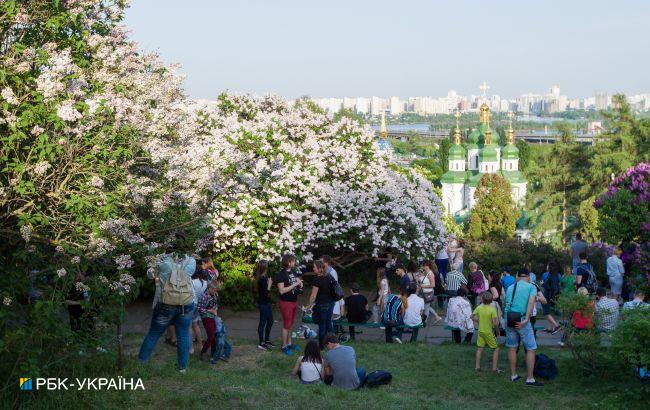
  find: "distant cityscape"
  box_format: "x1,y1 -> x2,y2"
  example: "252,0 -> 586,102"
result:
307,83 -> 650,116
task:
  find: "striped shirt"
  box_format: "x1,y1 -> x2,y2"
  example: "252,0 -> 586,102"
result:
197,292 -> 218,319
445,270 -> 467,292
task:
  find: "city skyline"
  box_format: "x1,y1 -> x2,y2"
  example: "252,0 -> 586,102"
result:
124,0 -> 650,100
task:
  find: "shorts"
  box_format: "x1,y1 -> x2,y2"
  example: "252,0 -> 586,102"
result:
542,301 -> 555,316
477,331 -> 498,349
279,300 -> 298,329
505,321 -> 537,350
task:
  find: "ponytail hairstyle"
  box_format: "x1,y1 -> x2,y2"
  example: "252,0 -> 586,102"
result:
376,267 -> 386,288
281,253 -> 296,269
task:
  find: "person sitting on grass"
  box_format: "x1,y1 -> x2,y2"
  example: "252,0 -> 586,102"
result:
472,291 -> 501,373
323,334 -> 365,390
445,287 -> 474,344
344,283 -> 370,341
291,340 -> 323,384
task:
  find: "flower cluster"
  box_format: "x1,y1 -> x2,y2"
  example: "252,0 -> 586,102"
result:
114,254 -> 134,270
594,162 -> 650,208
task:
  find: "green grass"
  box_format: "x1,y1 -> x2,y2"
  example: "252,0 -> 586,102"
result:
8,335 -> 647,409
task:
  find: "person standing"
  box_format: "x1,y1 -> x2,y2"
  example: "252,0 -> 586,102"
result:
472,292 -> 500,373
445,261 -> 467,297
190,267 -> 209,355
274,253 -> 303,356
139,255 -> 196,373
570,233 -> 588,274
448,237 -> 465,275
468,262 -> 488,307
198,281 -> 219,361
321,255 -> 338,281
561,265 -> 575,295
575,252 -> 596,293
606,246 -> 625,302
396,262 -> 411,294
501,266 -> 515,294
435,242 -> 450,282
373,267 -> 390,322
256,260 -> 274,351
418,261 -> 442,324
541,261 -> 562,334
308,260 -> 335,350
504,270 -> 543,387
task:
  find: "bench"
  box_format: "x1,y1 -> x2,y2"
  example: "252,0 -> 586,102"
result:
443,325 -> 546,331
302,316 -> 424,341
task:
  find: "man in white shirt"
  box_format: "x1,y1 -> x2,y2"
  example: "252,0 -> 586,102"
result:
322,255 -> 338,281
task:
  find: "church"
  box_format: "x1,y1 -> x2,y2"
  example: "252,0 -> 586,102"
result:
440,104 -> 527,215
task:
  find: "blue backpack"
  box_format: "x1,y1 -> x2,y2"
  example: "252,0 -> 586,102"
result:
362,370 -> 392,388
382,294 -> 403,327
534,354 -> 558,380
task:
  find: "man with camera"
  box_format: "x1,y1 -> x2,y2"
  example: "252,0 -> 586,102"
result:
504,269 -> 543,387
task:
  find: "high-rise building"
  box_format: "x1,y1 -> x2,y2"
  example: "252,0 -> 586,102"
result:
342,97 -> 356,110
595,93 -> 609,110
355,97 -> 370,114
370,96 -> 386,116
389,96 -> 403,115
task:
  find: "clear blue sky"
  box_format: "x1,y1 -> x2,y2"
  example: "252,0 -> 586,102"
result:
124,0 -> 650,100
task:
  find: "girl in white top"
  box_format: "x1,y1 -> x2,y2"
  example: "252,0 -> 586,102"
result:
291,340 -> 323,384
374,267 -> 390,322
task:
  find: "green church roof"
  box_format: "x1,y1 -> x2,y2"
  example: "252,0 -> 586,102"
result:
449,144 -> 466,159
441,170 -> 469,184
500,170 -> 527,184
501,144 -> 519,159
467,123 -> 500,147
479,145 -> 498,161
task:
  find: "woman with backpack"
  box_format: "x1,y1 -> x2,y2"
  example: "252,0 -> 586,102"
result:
542,261 -> 562,334
308,259 -> 335,350
291,340 -> 324,384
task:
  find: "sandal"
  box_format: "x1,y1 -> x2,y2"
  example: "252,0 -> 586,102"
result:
493,368 -> 503,374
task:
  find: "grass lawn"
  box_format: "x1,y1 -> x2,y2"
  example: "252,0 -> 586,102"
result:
11,335 -> 646,409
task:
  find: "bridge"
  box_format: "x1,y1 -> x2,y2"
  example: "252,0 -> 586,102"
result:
374,129 -> 597,144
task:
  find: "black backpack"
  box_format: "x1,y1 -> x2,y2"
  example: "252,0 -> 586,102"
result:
534,354 -> 558,380
579,264 -> 598,294
362,370 -> 392,388
329,274 -> 344,301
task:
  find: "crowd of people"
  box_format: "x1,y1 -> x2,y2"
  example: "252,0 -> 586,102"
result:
131,232 -> 647,389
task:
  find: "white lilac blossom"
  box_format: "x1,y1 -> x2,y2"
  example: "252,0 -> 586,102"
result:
57,268 -> 67,278
114,254 -> 134,270
56,100 -> 83,122
90,176 -> 104,188
3,297 -> 12,306
33,161 -> 51,176
20,225 -> 32,242
71,256 -> 81,264
1,87 -> 19,105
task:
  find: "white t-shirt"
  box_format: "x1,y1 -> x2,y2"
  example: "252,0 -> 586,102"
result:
299,360 -> 322,383
436,247 -> 449,260
333,299 -> 345,318
404,294 -> 425,326
192,278 -> 207,303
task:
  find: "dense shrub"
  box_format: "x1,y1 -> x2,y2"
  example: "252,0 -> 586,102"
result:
610,308 -> 650,376
464,239 -> 569,274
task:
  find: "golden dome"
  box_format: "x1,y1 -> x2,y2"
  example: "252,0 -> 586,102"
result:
479,103 -> 490,124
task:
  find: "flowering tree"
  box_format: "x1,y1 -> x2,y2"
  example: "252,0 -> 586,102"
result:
594,162 -> 649,244
146,94 -> 447,266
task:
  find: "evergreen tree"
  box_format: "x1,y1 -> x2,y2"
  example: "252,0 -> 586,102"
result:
467,174 -> 517,240
438,138 -> 451,173
529,123 -> 590,242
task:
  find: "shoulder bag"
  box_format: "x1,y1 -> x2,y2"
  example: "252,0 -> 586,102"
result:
506,281 -> 522,328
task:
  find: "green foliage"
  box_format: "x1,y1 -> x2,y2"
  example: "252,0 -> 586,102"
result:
438,138 -> 451,173
464,238 -> 569,273
411,158 -> 442,184
333,107 -> 366,125
515,139 -> 530,171
610,308 -> 650,371
213,251 -> 256,310
578,198 -> 600,243
598,189 -> 648,243
467,174 -> 517,240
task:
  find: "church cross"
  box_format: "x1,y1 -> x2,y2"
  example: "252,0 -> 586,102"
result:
479,81 -> 490,97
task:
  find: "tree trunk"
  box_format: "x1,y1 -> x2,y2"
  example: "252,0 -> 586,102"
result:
117,320 -> 123,370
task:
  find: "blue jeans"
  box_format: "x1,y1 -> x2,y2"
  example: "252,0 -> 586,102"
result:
315,302 -> 334,348
435,258 -> 449,281
213,318 -> 232,361
258,303 -> 273,344
505,321 -> 537,350
139,302 -> 195,370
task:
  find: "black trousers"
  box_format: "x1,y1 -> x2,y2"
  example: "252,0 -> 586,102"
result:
452,329 -> 473,344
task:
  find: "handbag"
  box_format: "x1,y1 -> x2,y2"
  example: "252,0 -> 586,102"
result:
418,274 -> 436,303
506,282 -> 522,328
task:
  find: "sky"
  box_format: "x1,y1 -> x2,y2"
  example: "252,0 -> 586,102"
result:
124,0 -> 650,100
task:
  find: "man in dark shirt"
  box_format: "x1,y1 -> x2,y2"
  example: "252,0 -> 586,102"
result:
344,283 -> 369,340
396,262 -> 410,294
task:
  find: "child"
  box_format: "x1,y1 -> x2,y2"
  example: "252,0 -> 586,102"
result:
210,280 -> 231,365
471,291 -> 500,373
291,340 -> 323,384
198,281 -> 219,361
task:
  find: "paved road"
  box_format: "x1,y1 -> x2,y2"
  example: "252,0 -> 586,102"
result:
125,299 -> 562,347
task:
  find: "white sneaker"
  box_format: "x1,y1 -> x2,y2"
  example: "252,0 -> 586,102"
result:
393,337 -> 402,344
557,341 -> 565,347
257,344 -> 269,351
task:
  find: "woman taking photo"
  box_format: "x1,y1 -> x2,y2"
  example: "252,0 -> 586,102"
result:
308,260 -> 334,350
256,259 -> 274,351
